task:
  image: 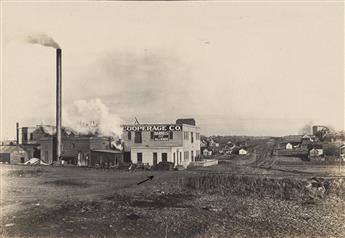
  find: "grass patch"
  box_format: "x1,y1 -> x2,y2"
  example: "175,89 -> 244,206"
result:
8,169 -> 45,177
44,179 -> 89,187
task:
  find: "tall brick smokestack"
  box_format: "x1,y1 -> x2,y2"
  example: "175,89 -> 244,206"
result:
56,49 -> 62,162
16,122 -> 19,145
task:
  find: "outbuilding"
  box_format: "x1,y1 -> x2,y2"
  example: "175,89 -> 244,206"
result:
0,145 -> 29,164
239,148 -> 248,155
202,149 -> 212,156
286,143 -> 293,150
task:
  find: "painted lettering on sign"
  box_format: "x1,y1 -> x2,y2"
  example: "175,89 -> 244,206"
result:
122,125 -> 182,132
153,131 -> 170,141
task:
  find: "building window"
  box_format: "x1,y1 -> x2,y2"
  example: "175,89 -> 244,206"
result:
45,151 -> 48,161
162,153 -> 168,162
150,131 -> 154,140
173,152 -> 176,164
23,133 -> 28,142
153,152 -> 157,165
184,132 -> 189,140
184,151 -> 189,161
191,151 -> 194,161
137,152 -> 142,163
170,131 -> 173,140
128,131 -> 132,140
30,133 -> 33,140
191,132 -> 194,143
196,133 -> 200,140
134,131 -> 142,143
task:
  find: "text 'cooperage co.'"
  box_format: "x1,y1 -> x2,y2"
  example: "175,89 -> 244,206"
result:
122,125 -> 182,132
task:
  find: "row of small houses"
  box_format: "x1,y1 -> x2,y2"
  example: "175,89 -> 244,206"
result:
201,140 -> 248,156
273,134 -> 345,160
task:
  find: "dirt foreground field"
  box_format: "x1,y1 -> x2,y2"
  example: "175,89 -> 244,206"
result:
1,164 -> 345,238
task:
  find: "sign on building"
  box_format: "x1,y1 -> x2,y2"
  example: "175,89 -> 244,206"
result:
153,131 -> 170,141
122,124 -> 182,132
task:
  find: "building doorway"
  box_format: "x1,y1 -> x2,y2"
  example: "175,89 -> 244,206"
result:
176,151 -> 179,165
162,153 -> 167,162
137,152 -> 143,163
153,152 -> 157,166
33,147 -> 40,159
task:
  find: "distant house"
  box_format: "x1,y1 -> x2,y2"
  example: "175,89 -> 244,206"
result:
340,145 -> 345,159
281,135 -> 303,148
286,143 -> 293,150
239,148 -> 248,155
309,148 -> 319,158
0,145 -> 29,164
203,149 -> 212,156
309,147 -> 324,161
309,142 -> 324,158
317,149 -> 323,156
200,141 -> 208,154
302,134 -> 313,141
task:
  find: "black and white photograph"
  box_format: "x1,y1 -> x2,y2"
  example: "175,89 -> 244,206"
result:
0,1 -> 344,237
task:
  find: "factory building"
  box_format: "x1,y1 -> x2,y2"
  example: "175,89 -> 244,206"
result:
18,124 -> 80,161
18,125 -> 45,159
121,118 -> 201,168
39,136 -> 111,165
17,124 -> 121,166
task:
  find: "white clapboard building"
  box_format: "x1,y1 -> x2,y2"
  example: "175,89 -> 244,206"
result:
121,118 -> 201,168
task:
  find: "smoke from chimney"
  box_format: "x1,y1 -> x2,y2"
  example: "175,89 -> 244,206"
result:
26,33 -> 60,49
64,98 -> 122,138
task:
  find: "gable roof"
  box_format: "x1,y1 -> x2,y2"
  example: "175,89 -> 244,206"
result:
200,140 -> 207,147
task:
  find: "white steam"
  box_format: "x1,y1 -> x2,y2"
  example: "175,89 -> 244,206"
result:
64,98 -> 122,137
111,140 -> 123,151
26,33 -> 60,49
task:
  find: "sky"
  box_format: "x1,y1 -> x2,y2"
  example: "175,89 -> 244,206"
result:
1,1 -> 344,139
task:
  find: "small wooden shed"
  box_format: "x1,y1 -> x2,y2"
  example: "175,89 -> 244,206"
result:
0,145 -> 29,164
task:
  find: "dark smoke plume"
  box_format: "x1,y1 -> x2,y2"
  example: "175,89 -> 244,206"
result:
26,33 -> 60,49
